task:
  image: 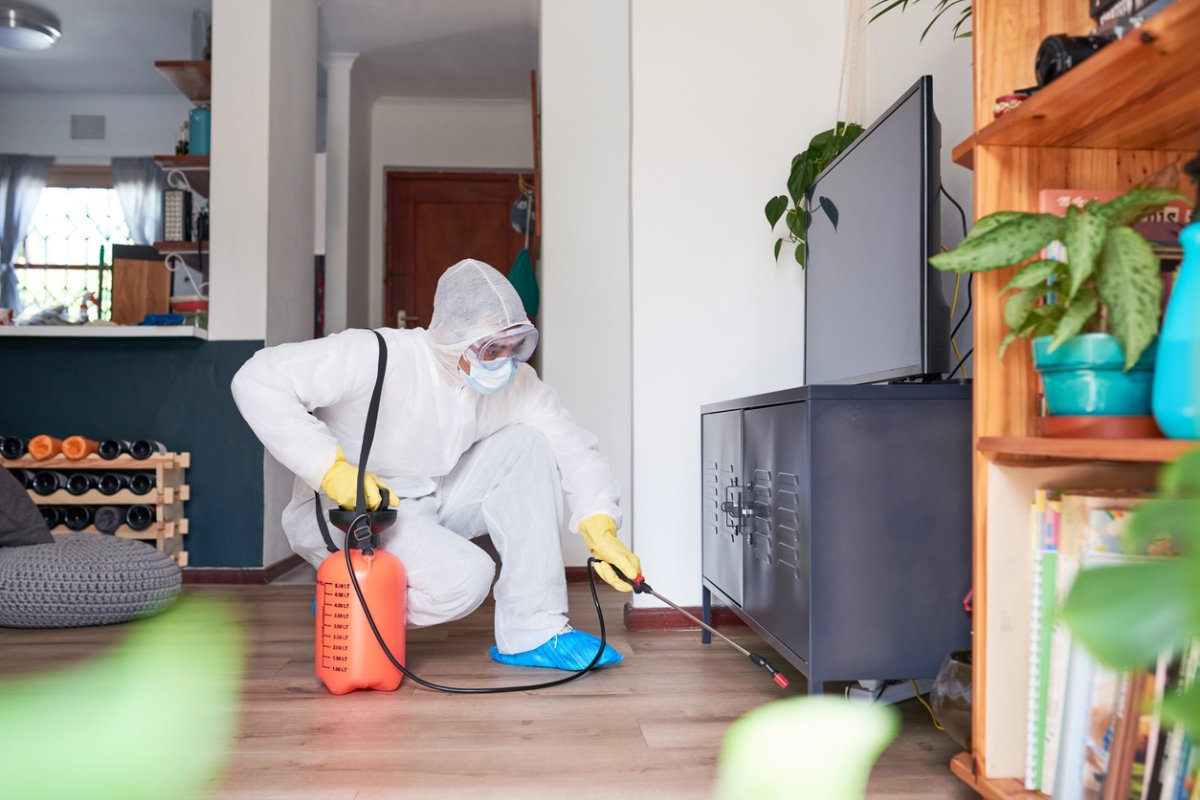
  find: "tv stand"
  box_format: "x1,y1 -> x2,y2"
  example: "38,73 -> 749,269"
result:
700,382 -> 971,693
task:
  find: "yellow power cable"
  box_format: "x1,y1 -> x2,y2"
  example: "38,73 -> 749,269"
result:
911,679 -> 945,731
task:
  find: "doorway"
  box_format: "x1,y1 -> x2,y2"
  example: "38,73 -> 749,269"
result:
385,171 -> 535,330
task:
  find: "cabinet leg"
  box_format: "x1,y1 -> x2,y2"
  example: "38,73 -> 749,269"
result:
701,585 -> 712,645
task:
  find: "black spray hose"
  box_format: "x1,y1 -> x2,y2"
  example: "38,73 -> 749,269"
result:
342,521 -> 609,694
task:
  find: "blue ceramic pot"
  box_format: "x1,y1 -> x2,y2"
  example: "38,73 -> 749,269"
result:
1033,333 -> 1157,416
1152,221 -> 1200,439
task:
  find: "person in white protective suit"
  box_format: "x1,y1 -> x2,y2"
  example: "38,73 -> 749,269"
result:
231,258 -> 640,669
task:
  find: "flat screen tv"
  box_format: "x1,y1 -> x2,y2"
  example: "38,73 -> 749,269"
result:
803,75 -> 950,385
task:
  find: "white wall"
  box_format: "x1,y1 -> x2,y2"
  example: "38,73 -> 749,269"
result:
539,0 -> 631,566
629,0 -> 846,607
865,10 -> 975,365
367,96 -> 533,328
0,92 -> 190,163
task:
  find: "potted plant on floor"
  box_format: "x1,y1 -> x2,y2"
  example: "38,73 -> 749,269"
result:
929,187 -> 1190,428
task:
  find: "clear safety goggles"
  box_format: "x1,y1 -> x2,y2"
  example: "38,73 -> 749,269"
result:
465,324 -> 539,370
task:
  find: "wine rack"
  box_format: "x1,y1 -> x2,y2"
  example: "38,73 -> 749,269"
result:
2,452 -> 190,567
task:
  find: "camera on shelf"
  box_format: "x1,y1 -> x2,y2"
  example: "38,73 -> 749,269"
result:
1034,31 -> 1117,86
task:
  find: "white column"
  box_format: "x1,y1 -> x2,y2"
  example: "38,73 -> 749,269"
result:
539,0 -> 633,566
210,0 -> 318,566
321,53 -> 356,334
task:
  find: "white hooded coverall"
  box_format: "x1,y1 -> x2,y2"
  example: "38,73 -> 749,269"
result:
230,260 -> 621,653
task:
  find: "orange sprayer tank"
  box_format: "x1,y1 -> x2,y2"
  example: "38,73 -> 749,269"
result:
315,548 -> 407,695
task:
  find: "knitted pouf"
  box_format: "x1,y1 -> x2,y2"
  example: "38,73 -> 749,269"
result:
0,534 -> 182,628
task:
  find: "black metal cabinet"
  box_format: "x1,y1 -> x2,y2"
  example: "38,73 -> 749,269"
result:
700,384 -> 972,694
701,410 -> 743,605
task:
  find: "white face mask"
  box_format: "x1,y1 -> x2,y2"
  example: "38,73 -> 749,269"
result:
459,357 -> 517,395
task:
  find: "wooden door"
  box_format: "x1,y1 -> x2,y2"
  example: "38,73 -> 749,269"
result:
385,171 -> 533,330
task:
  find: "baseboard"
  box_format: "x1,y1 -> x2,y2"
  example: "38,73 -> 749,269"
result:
565,566 -> 590,583
624,602 -> 748,631
182,553 -> 306,585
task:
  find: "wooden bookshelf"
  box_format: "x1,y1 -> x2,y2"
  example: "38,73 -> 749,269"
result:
978,436 -> 1198,463
956,1 -> 1200,794
154,60 -> 211,102
954,1 -> 1200,169
951,753 -> 1046,800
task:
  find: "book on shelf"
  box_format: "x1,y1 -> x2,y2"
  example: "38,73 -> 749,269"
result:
1043,490 -> 1149,795
1021,484 -> 1197,799
1037,189 -> 1194,250
1027,489 -> 1063,791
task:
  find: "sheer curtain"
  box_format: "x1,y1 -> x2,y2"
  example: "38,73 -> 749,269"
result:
111,157 -> 166,246
0,155 -> 54,314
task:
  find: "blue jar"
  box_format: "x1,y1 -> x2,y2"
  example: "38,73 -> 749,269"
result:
188,105 -> 211,156
1152,221 -> 1200,439
1033,333 -> 1157,416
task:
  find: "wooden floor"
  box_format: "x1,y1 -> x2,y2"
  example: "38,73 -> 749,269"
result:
0,583 -> 974,799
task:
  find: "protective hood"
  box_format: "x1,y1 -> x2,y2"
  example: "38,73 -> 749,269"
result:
428,259 -> 531,376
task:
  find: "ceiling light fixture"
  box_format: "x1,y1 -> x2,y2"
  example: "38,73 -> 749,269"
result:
0,4 -> 62,51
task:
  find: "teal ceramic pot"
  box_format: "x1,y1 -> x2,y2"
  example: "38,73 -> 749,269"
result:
1033,333 -> 1157,416
1152,221 -> 1200,439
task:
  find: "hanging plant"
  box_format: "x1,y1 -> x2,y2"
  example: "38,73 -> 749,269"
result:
765,122 -> 865,268
868,0 -> 972,41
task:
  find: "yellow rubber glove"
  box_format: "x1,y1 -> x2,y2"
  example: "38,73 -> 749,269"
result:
320,445 -> 392,511
578,514 -> 641,592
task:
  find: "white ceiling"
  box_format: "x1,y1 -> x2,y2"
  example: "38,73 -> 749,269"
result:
0,0 -> 539,100
319,0 -> 538,100
0,0 -> 210,94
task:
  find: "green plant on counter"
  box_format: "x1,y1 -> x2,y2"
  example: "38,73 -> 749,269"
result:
868,0 -> 972,41
765,122 -> 864,268
928,187 -> 1189,369
1062,449 -> 1200,738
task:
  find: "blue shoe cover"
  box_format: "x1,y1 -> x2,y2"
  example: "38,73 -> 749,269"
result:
490,628 -> 623,671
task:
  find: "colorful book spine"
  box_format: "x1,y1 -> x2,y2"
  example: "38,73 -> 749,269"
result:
1028,489 -> 1061,790
1045,491 -> 1148,796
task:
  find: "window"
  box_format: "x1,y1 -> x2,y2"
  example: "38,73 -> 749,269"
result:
15,186 -> 134,321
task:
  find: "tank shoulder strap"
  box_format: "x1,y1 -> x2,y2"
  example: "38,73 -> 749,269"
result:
315,329 -> 389,553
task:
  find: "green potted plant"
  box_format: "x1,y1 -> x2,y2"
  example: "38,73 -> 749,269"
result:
929,187 -> 1189,419
765,122 -> 864,268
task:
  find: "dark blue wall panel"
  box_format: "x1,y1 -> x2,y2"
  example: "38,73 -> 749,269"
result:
0,338 -> 265,567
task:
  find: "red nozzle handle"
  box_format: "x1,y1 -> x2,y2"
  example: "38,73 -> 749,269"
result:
773,673 -> 790,689
610,565 -> 652,594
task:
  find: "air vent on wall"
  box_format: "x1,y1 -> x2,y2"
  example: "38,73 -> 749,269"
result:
70,114 -> 106,140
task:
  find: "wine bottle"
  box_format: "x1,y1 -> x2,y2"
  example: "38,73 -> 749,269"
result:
39,506 -> 64,530
63,506 -> 95,532
12,468 -> 34,489
94,506 -> 123,534
98,439 -> 130,460
129,439 -> 167,459
1,436 -> 27,459
65,472 -> 100,496
28,435 -> 63,460
125,505 -> 154,531
31,470 -> 67,496
129,472 -> 156,495
98,473 -> 129,495
62,436 -> 100,460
